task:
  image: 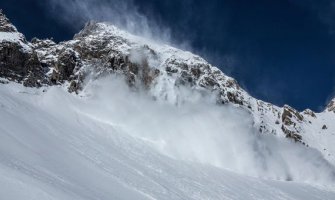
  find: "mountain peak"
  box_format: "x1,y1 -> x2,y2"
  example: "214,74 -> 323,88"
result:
0,9 -> 17,32
0,10 -> 29,48
1,12 -> 335,166
74,21 -> 207,66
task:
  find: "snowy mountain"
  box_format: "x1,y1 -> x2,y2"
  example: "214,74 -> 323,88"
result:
1,10 -> 335,199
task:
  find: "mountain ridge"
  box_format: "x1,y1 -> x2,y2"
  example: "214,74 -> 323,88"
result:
1,10 -> 335,165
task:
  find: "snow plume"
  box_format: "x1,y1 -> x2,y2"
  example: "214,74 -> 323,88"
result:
73,75 -> 335,186
1,77 -> 335,199
1,84 -> 335,200
45,0 -> 171,43
1,73 -> 335,187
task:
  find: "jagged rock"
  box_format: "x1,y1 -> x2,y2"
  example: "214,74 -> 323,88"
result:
227,92 -> 243,105
0,42 -> 45,87
326,99 -> 335,113
282,105 -> 303,124
282,109 -> 294,126
166,66 -> 178,74
280,106 -> 304,142
0,10 -> 17,32
303,109 -> 316,118
281,125 -> 302,142
31,38 -> 56,49
191,67 -> 201,78
68,80 -> 80,93
53,49 -> 79,82
322,125 -> 328,130
0,10 -> 47,87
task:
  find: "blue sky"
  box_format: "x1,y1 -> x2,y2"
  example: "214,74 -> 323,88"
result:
1,0 -> 335,111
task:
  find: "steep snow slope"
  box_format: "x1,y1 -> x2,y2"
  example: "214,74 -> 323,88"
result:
1,10 -> 335,199
1,80 -> 335,200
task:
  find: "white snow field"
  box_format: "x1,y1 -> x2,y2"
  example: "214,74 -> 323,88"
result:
0,77 -> 335,200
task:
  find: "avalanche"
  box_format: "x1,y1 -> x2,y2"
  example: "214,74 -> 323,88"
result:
1,9 -> 335,199
0,77 -> 335,200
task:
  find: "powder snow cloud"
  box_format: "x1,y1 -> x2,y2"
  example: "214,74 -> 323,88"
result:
44,0 -> 171,43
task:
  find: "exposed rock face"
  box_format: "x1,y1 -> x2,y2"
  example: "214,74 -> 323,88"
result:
303,109 -> 316,118
50,48 -> 80,83
0,10 -> 46,87
0,10 -> 16,32
327,99 -> 335,113
1,11 -> 335,164
280,105 -> 304,142
0,41 -> 46,87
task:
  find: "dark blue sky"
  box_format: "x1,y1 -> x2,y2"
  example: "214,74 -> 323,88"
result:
1,0 -> 335,111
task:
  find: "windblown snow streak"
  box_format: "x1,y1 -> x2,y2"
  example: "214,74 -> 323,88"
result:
45,0 -> 171,43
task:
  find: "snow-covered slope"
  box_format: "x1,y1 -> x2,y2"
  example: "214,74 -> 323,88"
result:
1,10 -> 335,199
1,81 -> 335,200
32,20 -> 335,165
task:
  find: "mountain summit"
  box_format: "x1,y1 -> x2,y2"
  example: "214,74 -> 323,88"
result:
1,10 -> 334,163
1,10 -> 335,200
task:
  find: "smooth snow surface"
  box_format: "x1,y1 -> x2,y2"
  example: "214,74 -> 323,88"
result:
0,77 -> 335,200
0,32 -> 20,42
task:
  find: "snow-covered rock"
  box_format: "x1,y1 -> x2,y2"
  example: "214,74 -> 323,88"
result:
326,98 -> 335,113
0,10 -> 45,87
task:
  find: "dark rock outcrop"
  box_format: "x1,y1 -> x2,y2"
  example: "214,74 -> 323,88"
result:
322,125 -> 328,130
0,41 -> 45,87
326,99 -> 335,113
281,105 -> 303,143
0,10 -> 47,87
50,49 -> 80,83
0,10 -> 17,32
